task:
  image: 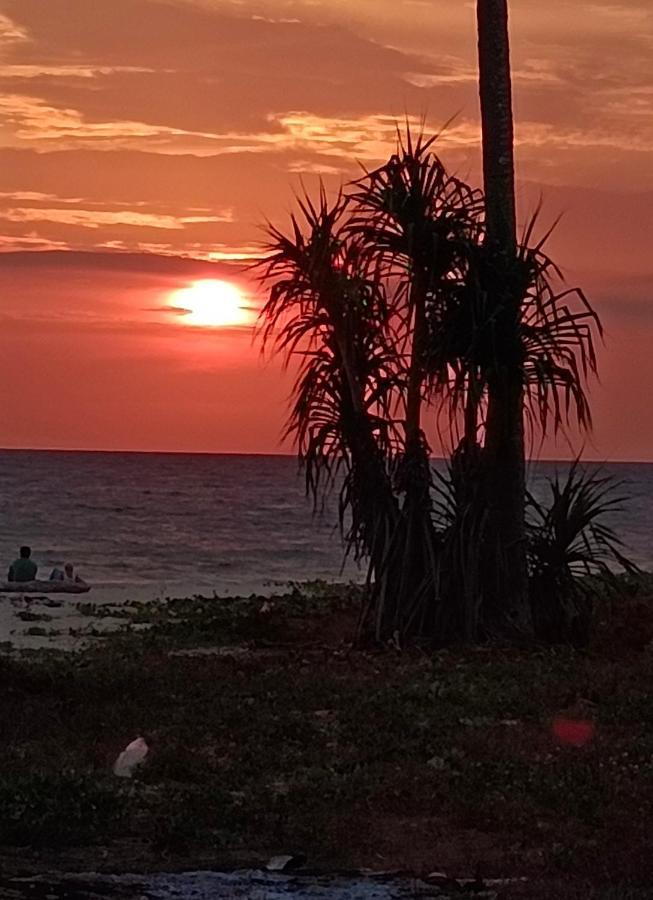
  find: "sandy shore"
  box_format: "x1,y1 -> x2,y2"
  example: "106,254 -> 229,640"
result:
0,578 -> 347,651
0,585 -> 141,652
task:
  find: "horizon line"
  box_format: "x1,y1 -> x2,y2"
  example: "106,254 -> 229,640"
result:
1,446 -> 650,465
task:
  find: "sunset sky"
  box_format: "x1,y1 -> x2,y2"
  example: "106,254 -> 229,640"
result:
0,0 -> 651,459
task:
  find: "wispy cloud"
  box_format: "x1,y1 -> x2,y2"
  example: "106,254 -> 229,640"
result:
0,190 -> 80,202
0,13 -> 29,47
0,207 -> 233,230
0,64 -> 155,79
0,233 -> 70,252
286,159 -> 347,175
93,239 -> 262,260
0,94 -> 202,146
586,3 -> 653,29
0,94 -> 447,157
250,14 -> 301,24
405,59 -> 565,89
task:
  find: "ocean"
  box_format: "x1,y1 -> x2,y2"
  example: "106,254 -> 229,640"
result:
0,450 -> 651,599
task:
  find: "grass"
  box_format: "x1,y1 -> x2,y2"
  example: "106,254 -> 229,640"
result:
1,578 -> 653,896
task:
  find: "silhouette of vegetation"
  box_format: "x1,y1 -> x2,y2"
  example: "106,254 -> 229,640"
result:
257,130 -> 632,646
527,463 -> 637,645
256,0 -> 633,645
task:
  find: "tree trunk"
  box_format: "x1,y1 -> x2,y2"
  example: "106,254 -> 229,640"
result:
476,0 -> 531,634
477,0 -> 517,255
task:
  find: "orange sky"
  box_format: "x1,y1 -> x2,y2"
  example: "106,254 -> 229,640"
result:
0,0 -> 651,458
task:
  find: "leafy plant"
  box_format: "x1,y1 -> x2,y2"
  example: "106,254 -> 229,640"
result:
527,463 -> 637,644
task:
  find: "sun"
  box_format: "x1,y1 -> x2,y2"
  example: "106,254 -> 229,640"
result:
169,279 -> 253,327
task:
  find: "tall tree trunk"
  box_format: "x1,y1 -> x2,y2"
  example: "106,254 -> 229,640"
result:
477,0 -> 517,255
476,0 -> 531,634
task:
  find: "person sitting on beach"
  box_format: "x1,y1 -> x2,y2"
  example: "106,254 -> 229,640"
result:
50,562 -> 82,583
7,546 -> 38,583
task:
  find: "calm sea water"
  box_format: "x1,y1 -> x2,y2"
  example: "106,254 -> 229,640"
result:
0,451 -> 650,596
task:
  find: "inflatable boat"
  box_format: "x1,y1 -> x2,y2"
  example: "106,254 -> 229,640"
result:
0,579 -> 91,594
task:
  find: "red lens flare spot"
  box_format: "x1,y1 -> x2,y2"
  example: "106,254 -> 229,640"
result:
552,717 -> 595,747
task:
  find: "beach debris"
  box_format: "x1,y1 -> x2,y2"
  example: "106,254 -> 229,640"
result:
358,869 -> 406,878
169,645 -> 250,659
266,853 -> 306,872
424,869 -> 526,893
41,597 -> 64,608
113,736 -> 149,778
424,871 -> 458,889
17,610 -> 52,622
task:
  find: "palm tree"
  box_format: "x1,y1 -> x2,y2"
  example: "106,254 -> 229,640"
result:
257,135 -> 604,646
348,133 -> 485,638
476,0 -> 530,635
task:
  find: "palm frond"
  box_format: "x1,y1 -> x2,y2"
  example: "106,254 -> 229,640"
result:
255,184 -> 400,567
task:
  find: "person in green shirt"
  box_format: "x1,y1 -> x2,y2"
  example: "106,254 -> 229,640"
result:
7,546 -> 38,583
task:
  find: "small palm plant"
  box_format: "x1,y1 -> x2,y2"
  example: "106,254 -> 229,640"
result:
527,463 -> 636,645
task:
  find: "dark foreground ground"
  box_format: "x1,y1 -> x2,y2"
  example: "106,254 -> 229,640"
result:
1,580 -> 653,899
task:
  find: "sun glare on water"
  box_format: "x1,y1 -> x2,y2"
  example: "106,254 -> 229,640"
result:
170,279 -> 253,327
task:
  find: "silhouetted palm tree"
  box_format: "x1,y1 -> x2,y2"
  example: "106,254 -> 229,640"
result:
348,132 -> 485,637
257,136 -> 603,645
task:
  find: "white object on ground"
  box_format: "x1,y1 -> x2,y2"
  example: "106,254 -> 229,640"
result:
266,855 -> 302,872
113,736 -> 149,777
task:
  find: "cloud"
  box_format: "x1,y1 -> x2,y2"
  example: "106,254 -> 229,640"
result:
250,14 -> 301,23
0,92 -> 464,158
0,64 -> 155,79
0,207 -> 233,230
0,248 -> 245,279
0,94 -> 210,147
0,13 -> 29,47
287,159 -> 347,175
0,190 -> 75,202
93,240 -> 262,261
405,59 -> 565,89
0,233 -> 70,252
586,3 -> 653,28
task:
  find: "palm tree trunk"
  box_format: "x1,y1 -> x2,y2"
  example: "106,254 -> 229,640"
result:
477,0 -> 517,255
398,282 -> 440,640
333,330 -> 402,642
476,0 -> 531,634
